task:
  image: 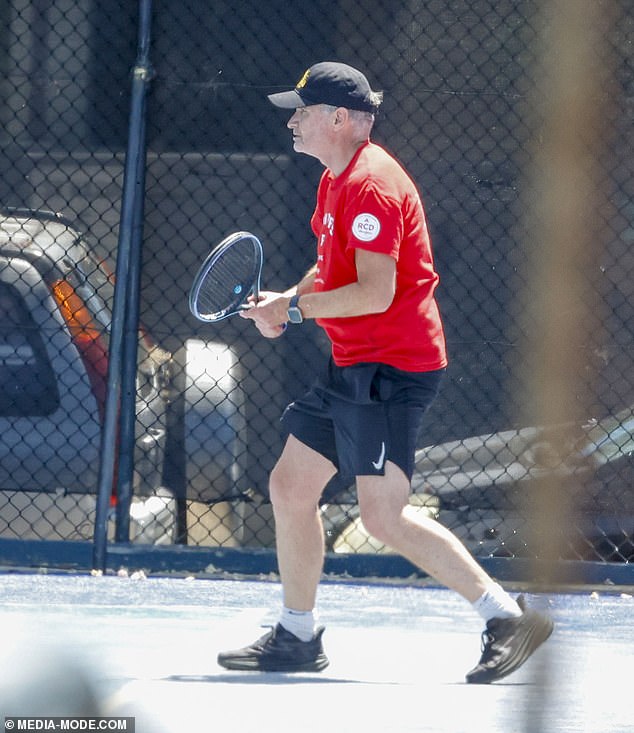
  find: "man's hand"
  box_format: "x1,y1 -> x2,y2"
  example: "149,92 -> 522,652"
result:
240,291 -> 290,338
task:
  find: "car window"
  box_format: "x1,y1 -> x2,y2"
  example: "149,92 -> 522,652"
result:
0,282 -> 60,416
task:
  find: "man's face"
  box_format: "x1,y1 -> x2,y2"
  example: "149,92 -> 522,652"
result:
286,105 -> 335,160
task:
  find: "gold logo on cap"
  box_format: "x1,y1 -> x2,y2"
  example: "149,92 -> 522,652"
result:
296,68 -> 310,90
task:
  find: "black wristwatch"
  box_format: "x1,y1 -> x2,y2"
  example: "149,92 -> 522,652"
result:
287,294 -> 304,324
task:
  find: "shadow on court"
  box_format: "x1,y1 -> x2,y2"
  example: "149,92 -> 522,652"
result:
0,572 -> 632,733
166,673 -> 382,685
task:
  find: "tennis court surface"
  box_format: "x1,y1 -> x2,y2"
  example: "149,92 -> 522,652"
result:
1,572 -> 632,733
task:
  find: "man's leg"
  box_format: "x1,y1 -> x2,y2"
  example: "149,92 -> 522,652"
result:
217,435 -> 336,672
357,462 -> 553,683
357,462 -> 492,602
269,435 -> 337,611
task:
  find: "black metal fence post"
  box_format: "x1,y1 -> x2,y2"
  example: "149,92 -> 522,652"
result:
92,0 -> 154,569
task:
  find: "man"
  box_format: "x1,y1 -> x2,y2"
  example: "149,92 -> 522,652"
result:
217,61 -> 553,682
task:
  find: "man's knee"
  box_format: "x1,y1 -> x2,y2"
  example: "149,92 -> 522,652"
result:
269,459 -> 295,507
358,498 -> 402,545
269,437 -> 336,510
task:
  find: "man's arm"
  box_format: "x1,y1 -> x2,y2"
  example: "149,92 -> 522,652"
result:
297,249 -> 395,319
242,249 -> 396,333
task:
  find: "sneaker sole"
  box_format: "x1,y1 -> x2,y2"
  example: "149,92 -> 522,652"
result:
218,654 -> 330,673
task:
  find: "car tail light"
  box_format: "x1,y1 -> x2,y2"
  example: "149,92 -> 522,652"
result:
51,279 -> 109,422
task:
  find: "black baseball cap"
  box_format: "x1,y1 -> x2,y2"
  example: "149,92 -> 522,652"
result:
267,62 -> 381,113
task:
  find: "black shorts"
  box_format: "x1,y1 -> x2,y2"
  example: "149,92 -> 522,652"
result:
281,359 -> 445,482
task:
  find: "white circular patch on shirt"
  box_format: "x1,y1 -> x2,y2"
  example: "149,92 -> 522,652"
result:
352,213 -> 381,242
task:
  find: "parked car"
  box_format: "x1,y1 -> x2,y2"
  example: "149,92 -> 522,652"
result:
411,409 -> 634,562
0,207 -> 176,542
0,207 -> 246,545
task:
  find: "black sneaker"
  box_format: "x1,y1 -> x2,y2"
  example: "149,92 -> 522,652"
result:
465,595 -> 554,684
217,623 -> 329,672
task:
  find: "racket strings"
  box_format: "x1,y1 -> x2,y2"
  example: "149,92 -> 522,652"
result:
196,240 -> 259,318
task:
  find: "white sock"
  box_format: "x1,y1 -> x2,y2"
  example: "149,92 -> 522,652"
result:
279,607 -> 316,642
472,583 -> 522,623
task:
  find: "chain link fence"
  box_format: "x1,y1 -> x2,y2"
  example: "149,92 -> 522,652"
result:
0,0 -> 632,569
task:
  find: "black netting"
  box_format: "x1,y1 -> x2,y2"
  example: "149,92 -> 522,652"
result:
0,0 -> 632,566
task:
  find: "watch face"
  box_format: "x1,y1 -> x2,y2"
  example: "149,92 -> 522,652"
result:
288,307 -> 303,324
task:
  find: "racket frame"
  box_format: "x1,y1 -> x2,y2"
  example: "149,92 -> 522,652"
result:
188,231 -> 263,322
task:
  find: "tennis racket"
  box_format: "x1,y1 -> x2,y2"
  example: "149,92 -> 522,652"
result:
189,231 -> 263,322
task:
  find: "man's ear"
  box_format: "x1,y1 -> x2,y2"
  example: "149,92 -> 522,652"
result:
333,107 -> 349,129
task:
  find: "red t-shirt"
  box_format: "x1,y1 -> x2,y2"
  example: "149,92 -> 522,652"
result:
310,141 -> 448,372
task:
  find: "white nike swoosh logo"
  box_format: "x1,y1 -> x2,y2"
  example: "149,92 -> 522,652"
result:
372,441 -> 386,471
